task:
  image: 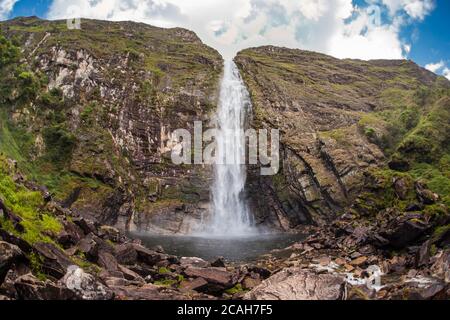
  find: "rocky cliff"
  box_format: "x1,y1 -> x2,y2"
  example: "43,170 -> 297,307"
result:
0,17 -> 222,233
236,46 -> 450,230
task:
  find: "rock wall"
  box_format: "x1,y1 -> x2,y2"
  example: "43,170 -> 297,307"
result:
236,46 -> 450,230
0,17 -> 223,233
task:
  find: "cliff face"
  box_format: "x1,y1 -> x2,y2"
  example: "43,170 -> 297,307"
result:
236,46 -> 450,230
0,17 -> 222,233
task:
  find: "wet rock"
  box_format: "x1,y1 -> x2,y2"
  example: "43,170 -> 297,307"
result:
33,242 -> 73,279
133,244 -> 173,266
61,265 -> 114,300
114,243 -> 138,265
244,268 -> 345,300
346,285 -> 374,300
180,257 -> 210,268
0,241 -> 24,284
14,273 -> 76,300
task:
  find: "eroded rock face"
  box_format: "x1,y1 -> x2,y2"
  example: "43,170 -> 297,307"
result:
235,46 -> 448,229
244,268 -> 345,300
0,17 -> 222,234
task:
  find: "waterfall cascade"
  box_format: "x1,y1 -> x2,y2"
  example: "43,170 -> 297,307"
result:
202,59 -> 255,236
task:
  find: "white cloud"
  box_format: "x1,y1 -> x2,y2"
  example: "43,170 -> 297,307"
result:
382,0 -> 435,20
47,0 -> 434,60
443,68 -> 450,81
0,0 -> 18,20
425,60 -> 444,73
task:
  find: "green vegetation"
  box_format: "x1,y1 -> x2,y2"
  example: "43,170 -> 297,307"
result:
225,284 -> 247,295
0,155 -> 62,244
42,124 -> 76,165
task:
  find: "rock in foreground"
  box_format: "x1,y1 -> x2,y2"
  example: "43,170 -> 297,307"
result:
244,268 -> 345,300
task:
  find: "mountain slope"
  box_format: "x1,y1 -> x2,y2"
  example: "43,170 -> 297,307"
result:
236,46 -> 450,229
0,17 -> 222,232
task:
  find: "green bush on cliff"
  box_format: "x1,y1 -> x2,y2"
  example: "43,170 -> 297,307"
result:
42,124 -> 76,165
0,155 -> 62,244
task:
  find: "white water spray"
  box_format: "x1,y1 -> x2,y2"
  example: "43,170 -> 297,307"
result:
203,59 -> 255,236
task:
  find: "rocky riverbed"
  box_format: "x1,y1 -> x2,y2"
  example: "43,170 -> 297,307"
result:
1,169 -> 448,300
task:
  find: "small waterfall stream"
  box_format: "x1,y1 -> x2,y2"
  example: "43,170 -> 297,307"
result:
204,59 -> 255,236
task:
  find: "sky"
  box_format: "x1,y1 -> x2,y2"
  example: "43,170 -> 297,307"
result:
0,0 -> 449,79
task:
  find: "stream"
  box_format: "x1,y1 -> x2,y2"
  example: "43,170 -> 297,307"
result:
128,232 -> 307,263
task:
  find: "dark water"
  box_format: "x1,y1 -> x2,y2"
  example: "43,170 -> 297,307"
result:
128,232 -> 306,263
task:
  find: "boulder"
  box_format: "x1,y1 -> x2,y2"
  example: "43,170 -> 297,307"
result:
430,250 -> 450,282
14,273 -> 76,300
61,265 -> 114,300
383,219 -> 428,248
114,243 -> 138,265
0,229 -> 33,253
133,244 -> 173,266
33,242 -> 73,279
56,221 -> 84,249
247,266 -> 272,279
244,268 -> 345,300
211,257 -> 226,268
118,265 -> 145,284
72,217 -> 97,235
0,241 -> 24,284
350,256 -> 368,267
180,257 -> 210,268
97,251 -> 119,272
99,226 -> 120,242
183,267 -> 235,292
77,234 -> 99,261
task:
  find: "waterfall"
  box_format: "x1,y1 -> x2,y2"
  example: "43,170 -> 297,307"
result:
203,59 -> 255,236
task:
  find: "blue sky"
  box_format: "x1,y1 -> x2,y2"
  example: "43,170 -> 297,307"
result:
1,0 -> 449,77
